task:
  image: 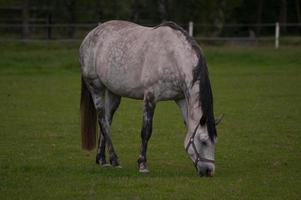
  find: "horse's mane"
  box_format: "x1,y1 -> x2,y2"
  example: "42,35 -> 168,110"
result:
155,21 -> 217,141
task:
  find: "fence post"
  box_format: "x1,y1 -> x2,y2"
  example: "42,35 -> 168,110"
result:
275,22 -> 280,49
189,21 -> 193,36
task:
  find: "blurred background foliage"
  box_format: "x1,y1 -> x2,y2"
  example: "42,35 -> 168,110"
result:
0,0 -> 299,25
0,0 -> 300,39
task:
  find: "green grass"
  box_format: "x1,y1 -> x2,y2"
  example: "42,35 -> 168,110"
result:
0,42 -> 300,199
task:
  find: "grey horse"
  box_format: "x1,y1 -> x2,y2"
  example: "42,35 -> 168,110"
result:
80,20 -> 220,177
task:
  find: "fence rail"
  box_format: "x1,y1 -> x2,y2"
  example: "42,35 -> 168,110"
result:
0,23 -> 97,28
0,22 -> 300,48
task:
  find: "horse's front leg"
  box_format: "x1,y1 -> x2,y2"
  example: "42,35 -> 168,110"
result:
138,92 -> 156,173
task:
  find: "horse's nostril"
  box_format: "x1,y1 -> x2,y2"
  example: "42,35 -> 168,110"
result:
206,168 -> 213,177
198,164 -> 214,177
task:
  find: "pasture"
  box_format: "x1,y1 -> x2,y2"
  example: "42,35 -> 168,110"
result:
0,42 -> 300,199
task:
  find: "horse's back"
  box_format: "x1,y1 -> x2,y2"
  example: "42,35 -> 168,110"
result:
80,20 -> 196,100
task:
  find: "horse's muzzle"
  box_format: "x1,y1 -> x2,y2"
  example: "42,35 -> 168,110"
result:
198,162 -> 215,177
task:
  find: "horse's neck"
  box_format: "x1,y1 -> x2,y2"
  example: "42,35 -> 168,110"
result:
185,84 -> 203,132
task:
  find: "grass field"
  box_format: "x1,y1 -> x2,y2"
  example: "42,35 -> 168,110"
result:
0,42 -> 300,200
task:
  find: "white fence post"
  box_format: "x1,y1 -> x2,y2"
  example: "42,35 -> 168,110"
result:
189,21 -> 193,36
275,22 -> 280,49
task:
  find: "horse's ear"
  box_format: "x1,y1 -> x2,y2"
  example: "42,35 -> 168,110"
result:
215,113 -> 224,126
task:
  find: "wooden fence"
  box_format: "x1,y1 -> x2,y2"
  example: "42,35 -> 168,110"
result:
0,22 -> 300,48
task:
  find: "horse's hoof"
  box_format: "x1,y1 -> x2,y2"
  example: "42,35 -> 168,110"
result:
139,168 -> 150,173
101,163 -> 111,167
114,165 -> 122,169
110,158 -> 121,167
96,158 -> 110,166
138,163 -> 149,173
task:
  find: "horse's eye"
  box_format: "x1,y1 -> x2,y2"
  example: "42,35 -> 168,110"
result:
201,141 -> 208,146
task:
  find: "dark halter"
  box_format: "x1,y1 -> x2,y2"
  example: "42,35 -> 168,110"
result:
185,123 -> 215,170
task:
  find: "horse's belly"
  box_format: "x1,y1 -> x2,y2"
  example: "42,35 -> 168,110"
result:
105,78 -> 183,101
98,66 -> 183,100
98,66 -> 145,99
151,81 -> 184,100
105,83 -> 145,100
106,83 -> 182,101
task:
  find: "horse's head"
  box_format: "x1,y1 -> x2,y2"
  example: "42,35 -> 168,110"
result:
184,114 -> 223,177
185,123 -> 215,176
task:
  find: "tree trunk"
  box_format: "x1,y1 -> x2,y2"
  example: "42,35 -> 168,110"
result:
279,0 -> 287,32
211,0 -> 226,37
256,0 -> 264,36
95,0 -> 103,22
22,0 -> 30,39
158,0 -> 169,22
65,0 -> 76,38
131,0 -> 141,23
296,0 -> 301,33
47,12 -> 52,40
296,0 -> 301,22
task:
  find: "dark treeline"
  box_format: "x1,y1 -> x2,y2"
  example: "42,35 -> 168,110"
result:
1,0 -> 300,24
0,0 -> 300,38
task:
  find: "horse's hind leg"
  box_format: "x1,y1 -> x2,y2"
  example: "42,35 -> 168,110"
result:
85,78 -> 121,167
106,91 -> 121,125
84,78 -> 107,165
138,92 -> 156,173
96,91 -> 121,166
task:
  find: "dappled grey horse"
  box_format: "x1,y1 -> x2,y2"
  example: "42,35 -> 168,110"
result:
80,20 -> 221,177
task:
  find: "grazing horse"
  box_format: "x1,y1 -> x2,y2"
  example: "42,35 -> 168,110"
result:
80,20 -> 220,177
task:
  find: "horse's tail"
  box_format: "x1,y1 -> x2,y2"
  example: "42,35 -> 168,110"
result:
80,77 -> 97,150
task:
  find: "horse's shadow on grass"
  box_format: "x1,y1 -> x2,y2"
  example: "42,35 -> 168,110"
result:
86,164 -> 198,179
